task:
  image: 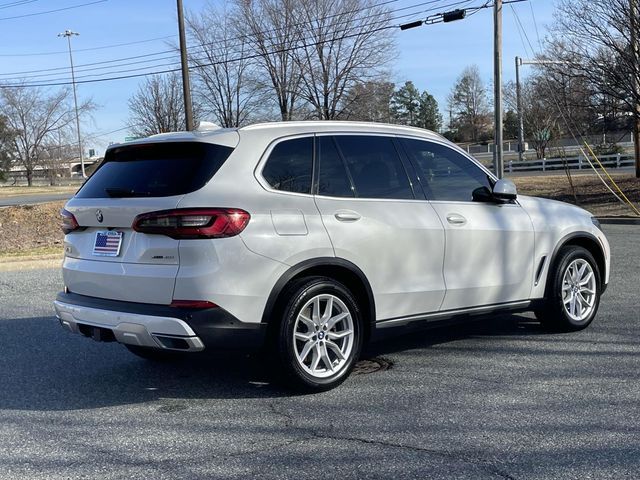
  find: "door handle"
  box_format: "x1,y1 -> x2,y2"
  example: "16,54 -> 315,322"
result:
334,210 -> 361,222
446,213 -> 467,226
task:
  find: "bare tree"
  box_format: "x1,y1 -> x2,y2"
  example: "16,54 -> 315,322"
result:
235,0 -> 301,120
0,85 -> 93,186
447,65 -> 492,142
128,73 -> 194,137
0,115 -> 15,182
187,1 -> 260,127
339,80 -> 394,122
505,77 -> 558,159
549,0 -> 637,116
536,44 -> 601,138
292,0 -> 396,120
40,132 -> 79,185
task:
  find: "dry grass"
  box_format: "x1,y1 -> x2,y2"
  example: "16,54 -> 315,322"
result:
0,201 -> 65,260
511,173 -> 640,217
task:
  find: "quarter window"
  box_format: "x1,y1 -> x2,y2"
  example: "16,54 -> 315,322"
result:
401,138 -> 492,202
333,135 -> 414,200
262,137 -> 313,194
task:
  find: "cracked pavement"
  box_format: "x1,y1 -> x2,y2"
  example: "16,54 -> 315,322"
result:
0,224 -> 638,479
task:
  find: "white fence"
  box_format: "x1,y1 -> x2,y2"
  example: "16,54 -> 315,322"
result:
493,153 -> 636,174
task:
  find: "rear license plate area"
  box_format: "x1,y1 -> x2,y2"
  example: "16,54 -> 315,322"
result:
92,231 -> 123,257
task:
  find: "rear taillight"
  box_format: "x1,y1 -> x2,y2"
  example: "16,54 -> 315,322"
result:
132,208 -> 250,239
60,208 -> 80,234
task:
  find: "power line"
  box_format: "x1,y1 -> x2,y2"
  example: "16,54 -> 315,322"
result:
0,0 -> 427,74
0,0 -> 107,21
0,0 -> 40,10
0,35 -> 174,57
2,13 -> 407,82
0,2 -> 440,81
0,0 -> 469,83
0,23 -> 402,88
0,0 -> 403,58
0,0 -> 452,75
0,0 -> 489,88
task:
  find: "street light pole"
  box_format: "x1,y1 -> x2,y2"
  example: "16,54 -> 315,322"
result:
58,29 -> 85,178
493,0 -> 504,178
176,0 -> 194,131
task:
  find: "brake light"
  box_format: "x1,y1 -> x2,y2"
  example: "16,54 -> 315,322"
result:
60,208 -> 80,234
132,208 -> 250,239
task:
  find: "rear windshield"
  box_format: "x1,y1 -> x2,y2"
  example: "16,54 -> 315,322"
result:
76,141 -> 234,198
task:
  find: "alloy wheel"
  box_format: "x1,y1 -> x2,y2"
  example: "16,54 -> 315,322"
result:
293,293 -> 355,379
561,258 -> 597,322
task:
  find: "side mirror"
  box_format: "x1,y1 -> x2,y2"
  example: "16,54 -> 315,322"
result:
492,179 -> 517,201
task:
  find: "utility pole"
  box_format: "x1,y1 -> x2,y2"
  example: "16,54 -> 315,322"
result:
515,56 -> 525,162
493,0 -> 504,178
630,0 -> 640,178
176,0 -> 194,131
58,30 -> 85,178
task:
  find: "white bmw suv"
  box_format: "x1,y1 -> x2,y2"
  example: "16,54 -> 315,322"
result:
54,121 -> 610,390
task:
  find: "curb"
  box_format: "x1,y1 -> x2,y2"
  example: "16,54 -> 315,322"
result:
597,217 -> 640,225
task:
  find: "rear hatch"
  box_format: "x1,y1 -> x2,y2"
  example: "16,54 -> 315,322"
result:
62,140 -> 234,304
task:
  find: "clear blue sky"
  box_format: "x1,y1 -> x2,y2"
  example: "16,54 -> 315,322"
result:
0,0 -> 555,155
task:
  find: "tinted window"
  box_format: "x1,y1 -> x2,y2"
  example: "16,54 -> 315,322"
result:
317,136 -> 354,197
262,137 -> 312,194
77,142 -> 233,198
401,138 -> 492,202
334,136 -> 413,199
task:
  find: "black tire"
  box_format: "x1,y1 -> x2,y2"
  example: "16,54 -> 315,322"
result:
273,276 -> 364,392
535,245 -> 601,332
124,344 -> 187,362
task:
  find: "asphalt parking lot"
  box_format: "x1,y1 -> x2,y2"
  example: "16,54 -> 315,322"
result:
0,224 -> 638,479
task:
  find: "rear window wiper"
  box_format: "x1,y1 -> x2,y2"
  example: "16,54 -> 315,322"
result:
105,187 -> 152,198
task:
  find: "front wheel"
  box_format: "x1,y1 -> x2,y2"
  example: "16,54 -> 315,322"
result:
275,277 -> 363,392
535,246 -> 601,332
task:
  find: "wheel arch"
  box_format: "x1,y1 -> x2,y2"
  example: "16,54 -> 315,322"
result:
262,257 -> 376,341
546,232 -> 607,292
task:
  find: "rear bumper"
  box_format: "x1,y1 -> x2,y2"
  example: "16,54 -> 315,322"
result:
54,292 -> 267,351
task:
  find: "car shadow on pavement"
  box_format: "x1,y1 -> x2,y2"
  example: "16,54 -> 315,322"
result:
364,312 -> 547,357
0,316 -> 287,411
0,312 -> 555,412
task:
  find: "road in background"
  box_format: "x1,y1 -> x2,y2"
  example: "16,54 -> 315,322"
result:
0,225 -> 638,479
0,193 -> 74,207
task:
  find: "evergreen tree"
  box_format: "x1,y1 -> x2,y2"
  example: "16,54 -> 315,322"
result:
417,91 -> 442,131
391,81 -> 421,125
391,81 -> 442,131
503,110 -> 519,140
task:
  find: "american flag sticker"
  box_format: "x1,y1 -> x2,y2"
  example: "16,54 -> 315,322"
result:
93,231 -> 123,257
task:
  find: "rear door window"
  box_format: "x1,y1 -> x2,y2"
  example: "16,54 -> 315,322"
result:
333,135 -> 414,200
262,137 -> 313,194
76,142 -> 233,198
